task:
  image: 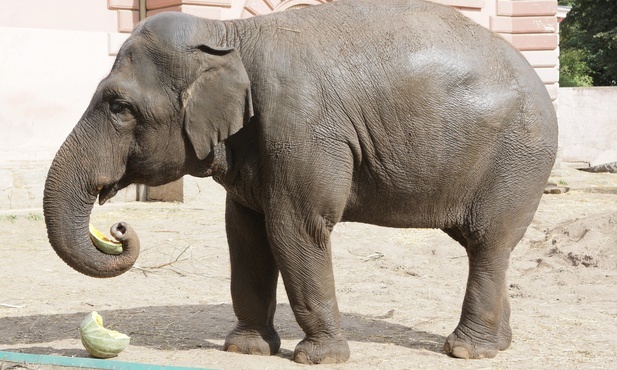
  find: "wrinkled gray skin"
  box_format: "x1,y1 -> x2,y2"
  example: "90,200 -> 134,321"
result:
43,0 -> 557,364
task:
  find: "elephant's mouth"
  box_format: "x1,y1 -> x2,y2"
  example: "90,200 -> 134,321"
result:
99,184 -> 120,205
98,183 -> 120,205
98,180 -> 131,205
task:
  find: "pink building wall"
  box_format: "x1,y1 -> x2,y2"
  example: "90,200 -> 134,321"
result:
0,0 -> 118,32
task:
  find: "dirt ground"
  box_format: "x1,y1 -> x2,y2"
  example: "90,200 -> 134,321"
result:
1,167 -> 616,369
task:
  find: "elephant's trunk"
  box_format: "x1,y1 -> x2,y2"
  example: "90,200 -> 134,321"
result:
43,132 -> 140,278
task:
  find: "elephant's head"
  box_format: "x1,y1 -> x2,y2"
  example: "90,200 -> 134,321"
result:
43,12 -> 253,277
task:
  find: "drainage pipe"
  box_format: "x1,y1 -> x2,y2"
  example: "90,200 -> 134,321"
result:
0,351 -> 214,370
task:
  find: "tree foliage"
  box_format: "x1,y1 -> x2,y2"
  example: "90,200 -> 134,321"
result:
559,0 -> 617,86
559,48 -> 593,86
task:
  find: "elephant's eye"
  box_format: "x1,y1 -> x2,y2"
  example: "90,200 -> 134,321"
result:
110,101 -> 131,115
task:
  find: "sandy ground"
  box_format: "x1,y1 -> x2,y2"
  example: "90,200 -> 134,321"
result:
1,167 -> 616,369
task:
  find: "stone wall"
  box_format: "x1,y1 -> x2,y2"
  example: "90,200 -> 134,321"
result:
0,161 -> 138,211
0,162 -> 47,211
558,88 -> 617,167
0,25 -> 118,210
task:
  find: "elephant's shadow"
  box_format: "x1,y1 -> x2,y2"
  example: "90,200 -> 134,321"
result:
0,304 -> 445,359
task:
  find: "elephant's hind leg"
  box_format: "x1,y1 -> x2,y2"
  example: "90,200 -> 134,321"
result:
442,222 -> 523,359
223,197 -> 281,356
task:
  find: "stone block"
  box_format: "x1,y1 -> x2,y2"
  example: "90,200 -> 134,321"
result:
117,9 -> 139,32
29,184 -> 45,204
0,170 -> 13,191
534,66 -> 559,84
99,184 -> 138,203
544,82 -> 559,100
183,176 -> 226,206
241,1 -> 274,18
498,33 -> 558,50
0,193 -> 10,210
9,188 -> 33,209
497,0 -> 557,17
521,49 -> 559,68
108,0 -> 139,10
148,5 -> 222,18
146,179 -> 184,202
558,87 -> 617,164
108,32 -> 130,56
491,16 -> 557,34
459,8 -> 488,28
148,0 -> 232,10
430,0 -> 485,9
13,168 -> 46,190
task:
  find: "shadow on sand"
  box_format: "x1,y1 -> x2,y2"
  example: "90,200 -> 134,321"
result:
0,303 -> 445,360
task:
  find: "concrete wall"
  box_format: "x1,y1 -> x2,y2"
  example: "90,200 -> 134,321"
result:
0,0 -> 126,209
558,87 -> 617,166
0,0 -> 118,32
0,28 -> 118,209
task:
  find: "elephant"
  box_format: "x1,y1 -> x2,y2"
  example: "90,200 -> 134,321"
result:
43,0 -> 558,364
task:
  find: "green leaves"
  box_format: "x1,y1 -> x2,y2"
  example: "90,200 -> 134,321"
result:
560,0 -> 617,86
559,49 -> 593,87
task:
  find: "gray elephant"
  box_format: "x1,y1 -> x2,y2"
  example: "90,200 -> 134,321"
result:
43,0 -> 557,364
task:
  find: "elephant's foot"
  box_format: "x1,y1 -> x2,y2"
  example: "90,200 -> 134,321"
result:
293,337 -> 350,364
443,322 -> 511,359
223,326 -> 281,356
498,318 -> 512,351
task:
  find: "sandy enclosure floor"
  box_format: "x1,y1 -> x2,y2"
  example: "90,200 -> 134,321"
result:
1,168 -> 616,369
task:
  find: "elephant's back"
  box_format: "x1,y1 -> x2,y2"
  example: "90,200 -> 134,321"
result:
240,0 -> 543,98
247,0 -> 504,55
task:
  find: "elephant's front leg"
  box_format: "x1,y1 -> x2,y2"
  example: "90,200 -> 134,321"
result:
223,197 -> 281,355
267,208 -> 350,364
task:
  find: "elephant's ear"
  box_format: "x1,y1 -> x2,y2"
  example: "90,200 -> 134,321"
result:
183,45 -> 253,160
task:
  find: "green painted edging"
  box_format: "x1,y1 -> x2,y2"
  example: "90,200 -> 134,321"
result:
0,351 -> 216,370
